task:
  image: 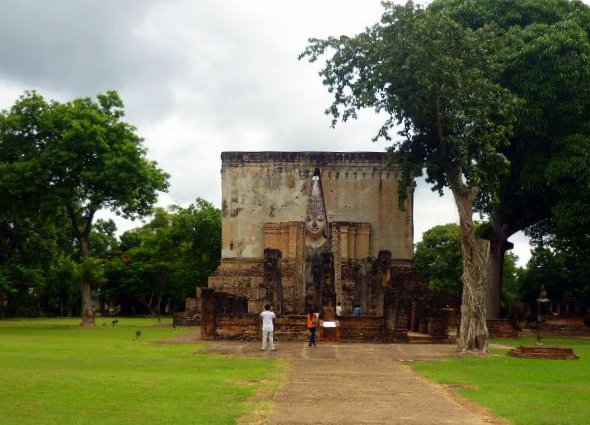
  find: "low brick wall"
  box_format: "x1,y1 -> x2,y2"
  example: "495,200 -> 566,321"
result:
172,309 -> 201,326
201,314 -> 388,341
338,316 -> 386,341
276,315 -> 314,340
487,319 -> 517,338
212,314 -> 259,339
539,317 -> 590,335
508,346 -> 578,360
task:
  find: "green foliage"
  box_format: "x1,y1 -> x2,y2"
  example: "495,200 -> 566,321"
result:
415,223 -> 524,303
540,133 -> 590,245
519,240 -> 590,302
0,91 -> 169,221
500,252 -> 524,307
169,198 -> 222,289
301,1 -> 529,351
43,257 -> 81,317
441,0 -> 590,241
413,336 -> 590,425
0,195 -> 222,318
0,265 -> 45,316
415,224 -> 463,298
0,210 -> 75,317
103,199 -> 221,315
89,219 -> 118,258
301,0 -> 590,337
0,318 -> 282,425
301,0 -> 590,212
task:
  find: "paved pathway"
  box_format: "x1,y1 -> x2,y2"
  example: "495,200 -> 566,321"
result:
202,340 -> 505,425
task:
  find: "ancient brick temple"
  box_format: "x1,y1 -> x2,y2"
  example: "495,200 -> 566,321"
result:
196,152 -> 455,341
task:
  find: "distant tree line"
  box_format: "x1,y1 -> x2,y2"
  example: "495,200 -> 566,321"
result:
415,223 -> 590,313
0,199 -> 220,319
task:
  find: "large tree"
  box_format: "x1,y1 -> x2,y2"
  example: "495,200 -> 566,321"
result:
301,2 -> 516,352
436,0 -> 590,319
0,91 -> 169,325
301,0 -> 590,352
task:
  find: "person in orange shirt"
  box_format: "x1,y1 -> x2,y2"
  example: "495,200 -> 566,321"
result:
307,307 -> 319,347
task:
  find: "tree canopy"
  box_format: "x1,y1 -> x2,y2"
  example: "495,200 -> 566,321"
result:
0,91 -> 169,325
441,0 -> 590,318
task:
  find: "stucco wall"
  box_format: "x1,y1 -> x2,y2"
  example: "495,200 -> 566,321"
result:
220,152 -> 413,260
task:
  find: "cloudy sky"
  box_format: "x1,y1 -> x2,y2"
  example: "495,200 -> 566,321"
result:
0,0 -> 531,264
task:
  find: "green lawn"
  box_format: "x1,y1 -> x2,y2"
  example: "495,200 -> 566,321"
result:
412,337 -> 590,425
0,318 -> 283,425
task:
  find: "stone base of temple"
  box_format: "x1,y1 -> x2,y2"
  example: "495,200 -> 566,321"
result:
202,314 -> 391,341
198,251 -> 460,342
200,309 -> 456,343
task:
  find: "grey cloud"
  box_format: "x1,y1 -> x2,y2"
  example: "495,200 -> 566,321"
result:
0,0 -> 177,112
0,1 -> 533,264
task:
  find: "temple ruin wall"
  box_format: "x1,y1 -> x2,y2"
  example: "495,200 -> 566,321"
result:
220,151 -> 413,261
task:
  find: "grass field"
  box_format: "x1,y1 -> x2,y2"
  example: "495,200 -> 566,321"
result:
0,318 -> 284,425
412,336 -> 590,425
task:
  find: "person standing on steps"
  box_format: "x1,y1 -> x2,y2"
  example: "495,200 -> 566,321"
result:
260,303 -> 276,351
307,307 -> 319,347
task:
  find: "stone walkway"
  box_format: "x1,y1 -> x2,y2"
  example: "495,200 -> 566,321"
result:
202,340 -> 506,425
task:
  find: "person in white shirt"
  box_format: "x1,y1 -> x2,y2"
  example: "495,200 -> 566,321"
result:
260,304 -> 276,351
336,302 -> 342,317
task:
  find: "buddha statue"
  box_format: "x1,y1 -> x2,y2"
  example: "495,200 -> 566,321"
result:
305,174 -> 329,249
304,169 -> 332,310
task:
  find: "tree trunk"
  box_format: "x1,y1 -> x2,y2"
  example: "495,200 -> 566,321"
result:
67,204 -> 96,327
156,294 -> 162,323
80,236 -> 95,327
450,182 -> 490,353
485,212 -> 515,320
148,292 -> 155,316
486,239 -> 502,320
486,238 -> 510,319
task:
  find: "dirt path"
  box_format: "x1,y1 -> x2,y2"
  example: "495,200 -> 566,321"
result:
202,339 -> 506,425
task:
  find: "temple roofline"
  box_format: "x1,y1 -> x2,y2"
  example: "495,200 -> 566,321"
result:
221,151 -> 391,165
